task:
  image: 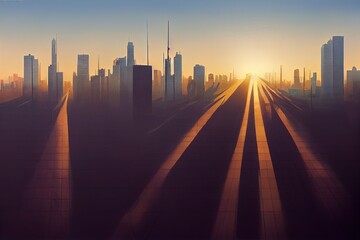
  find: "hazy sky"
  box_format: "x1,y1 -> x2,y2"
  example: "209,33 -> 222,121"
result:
0,0 -> 359,82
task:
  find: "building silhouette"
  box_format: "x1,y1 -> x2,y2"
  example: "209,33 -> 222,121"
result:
311,72 -> 317,95
293,69 -> 301,88
126,43 -> 135,104
321,36 -> 344,98
208,73 -> 214,85
133,65 -> 152,118
347,66 -> 360,97
109,59 -> 121,105
153,69 -> 162,100
23,54 -> 39,99
48,38 -> 58,103
91,75 -> 100,103
165,58 -> 174,100
56,72 -> 64,101
174,52 -> 182,98
47,38 -> 64,103
75,54 -> 90,102
194,64 -> 205,97
127,42 -> 135,67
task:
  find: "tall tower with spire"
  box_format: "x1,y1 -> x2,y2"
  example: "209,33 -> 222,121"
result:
165,21 -> 175,101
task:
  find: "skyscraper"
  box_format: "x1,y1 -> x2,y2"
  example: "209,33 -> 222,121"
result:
321,36 -> 344,98
194,64 -> 205,97
321,39 -> 333,96
294,69 -> 300,88
332,36 -> 344,97
52,38 -> 57,71
311,72 -> 317,95
347,67 -> 360,97
126,43 -> 135,103
110,59 -> 121,105
48,38 -> 63,103
115,57 -> 127,99
153,69 -> 162,100
133,65 -> 152,118
24,54 -> 39,98
76,54 -> 90,101
127,42 -> 135,67
164,58 -> 174,100
56,72 -> 63,101
174,52 -> 182,98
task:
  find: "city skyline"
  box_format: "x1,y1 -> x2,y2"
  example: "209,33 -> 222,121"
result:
1,0 -> 359,82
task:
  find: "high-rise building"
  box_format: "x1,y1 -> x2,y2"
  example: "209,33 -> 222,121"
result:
48,64 -> 57,102
153,69 -> 162,100
24,54 -> 39,98
347,66 -> 360,97
208,73 -> 214,84
56,72 -> 63,101
76,54 -> 90,101
127,42 -> 135,67
52,38 -> 57,70
164,58 -> 174,100
133,65 -> 152,118
115,57 -> 127,99
48,38 -> 61,103
110,60 -> 121,105
126,43 -> 135,104
332,36 -> 344,97
311,72 -> 317,95
194,64 -> 205,97
321,39 -> 333,96
321,36 -> 344,97
293,69 -> 300,88
90,75 -> 100,103
98,68 -> 107,101
174,52 -> 182,98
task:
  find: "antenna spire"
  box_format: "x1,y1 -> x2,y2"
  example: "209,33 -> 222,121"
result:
98,55 -> 100,73
167,21 -> 170,59
147,21 -> 149,66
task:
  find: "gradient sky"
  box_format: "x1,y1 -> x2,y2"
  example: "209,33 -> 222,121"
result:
0,0 -> 359,82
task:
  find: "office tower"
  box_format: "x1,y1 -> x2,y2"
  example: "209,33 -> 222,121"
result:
165,58 -> 174,100
72,72 -> 77,99
48,38 -> 60,103
187,76 -> 196,97
332,36 -> 344,97
52,38 -> 57,70
164,21 -> 174,101
208,74 -> 214,84
109,60 -> 120,105
56,72 -> 63,101
98,68 -> 108,101
114,57 -> 127,99
153,69 -> 162,100
321,39 -> 333,96
347,67 -> 360,97
174,52 -> 182,98
321,36 -> 344,97
127,42 -> 135,67
77,54 -> 90,101
23,54 -> 39,98
133,65 -> 152,118
126,43 -> 135,103
91,75 -> 100,103
311,72 -> 317,95
294,69 -> 300,88
194,64 -> 205,97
